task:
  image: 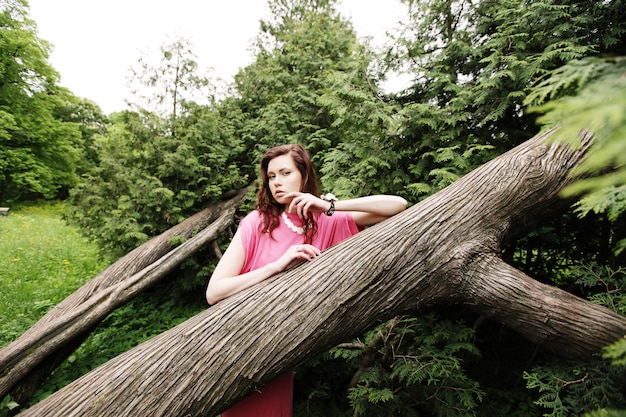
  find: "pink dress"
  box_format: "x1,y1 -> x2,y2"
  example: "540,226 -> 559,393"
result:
222,210 -> 360,417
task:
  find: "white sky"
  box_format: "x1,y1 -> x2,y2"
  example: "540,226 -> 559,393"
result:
27,0 -> 408,114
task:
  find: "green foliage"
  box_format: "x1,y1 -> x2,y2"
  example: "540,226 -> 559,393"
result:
520,264 -> 626,417
0,396 -> 18,415
406,143 -> 496,197
317,70 -> 404,197
127,37 -> 213,121
51,97 -> 110,175
524,360 -> 626,417
388,0 -> 626,200
524,57 -> 626,257
574,186 -> 626,229
575,263 -> 626,315
338,315 -> 484,417
527,58 -> 626,195
603,338 -> 626,367
231,0 -> 401,197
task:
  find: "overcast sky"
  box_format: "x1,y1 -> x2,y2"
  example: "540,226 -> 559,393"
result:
27,0 -> 408,114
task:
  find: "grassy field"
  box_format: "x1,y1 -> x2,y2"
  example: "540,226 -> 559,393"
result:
0,202 -> 109,347
0,203 -> 206,412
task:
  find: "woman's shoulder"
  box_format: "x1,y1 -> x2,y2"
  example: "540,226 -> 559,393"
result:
239,210 -> 263,228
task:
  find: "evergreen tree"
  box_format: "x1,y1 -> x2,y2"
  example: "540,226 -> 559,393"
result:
229,0 -> 399,198
67,38 -> 245,254
387,0 -> 626,198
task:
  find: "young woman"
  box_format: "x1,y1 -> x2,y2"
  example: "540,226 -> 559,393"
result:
206,143 -> 407,416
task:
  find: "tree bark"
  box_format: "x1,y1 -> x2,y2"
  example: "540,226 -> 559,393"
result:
15,129 -> 626,417
0,189 -> 247,404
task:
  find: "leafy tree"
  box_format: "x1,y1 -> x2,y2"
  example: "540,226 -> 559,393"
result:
229,0 -> 398,188
67,107 -> 245,254
0,0 -> 82,202
67,38 -> 245,254
52,97 -> 110,178
127,37 -> 213,124
387,0 -> 626,199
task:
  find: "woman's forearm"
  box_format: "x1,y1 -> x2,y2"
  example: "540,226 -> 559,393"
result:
334,195 -> 407,216
328,194 -> 407,227
206,262 -> 280,305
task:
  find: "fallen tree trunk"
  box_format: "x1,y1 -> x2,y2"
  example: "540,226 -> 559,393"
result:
0,188 -> 247,404
16,129 -> 626,417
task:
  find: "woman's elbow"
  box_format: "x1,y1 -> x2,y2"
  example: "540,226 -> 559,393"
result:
205,285 -> 222,306
392,196 -> 408,214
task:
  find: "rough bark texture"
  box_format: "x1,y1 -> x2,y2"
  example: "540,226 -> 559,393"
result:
0,189 -> 247,403
15,130 -> 626,417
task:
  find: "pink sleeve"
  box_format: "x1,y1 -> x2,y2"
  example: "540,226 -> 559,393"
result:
313,211 -> 361,251
237,211 -> 262,273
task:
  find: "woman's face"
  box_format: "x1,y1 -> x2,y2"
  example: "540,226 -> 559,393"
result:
267,153 -> 303,206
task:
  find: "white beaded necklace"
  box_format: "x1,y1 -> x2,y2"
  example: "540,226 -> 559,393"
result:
281,212 -> 304,235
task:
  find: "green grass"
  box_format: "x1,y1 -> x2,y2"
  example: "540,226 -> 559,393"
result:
0,202 -> 109,347
0,202 -> 206,412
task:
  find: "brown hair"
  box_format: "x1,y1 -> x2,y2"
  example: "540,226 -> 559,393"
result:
255,144 -> 321,243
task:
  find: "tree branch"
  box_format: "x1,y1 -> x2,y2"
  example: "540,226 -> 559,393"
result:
458,253 -> 625,357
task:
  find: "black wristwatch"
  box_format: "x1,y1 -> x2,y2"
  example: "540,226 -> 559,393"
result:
322,193 -> 337,216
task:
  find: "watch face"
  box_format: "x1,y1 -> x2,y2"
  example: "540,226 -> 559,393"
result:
324,193 -> 336,202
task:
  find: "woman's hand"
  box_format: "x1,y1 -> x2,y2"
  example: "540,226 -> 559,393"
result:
207,234 -> 321,305
272,243 -> 321,272
285,192 -> 330,219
